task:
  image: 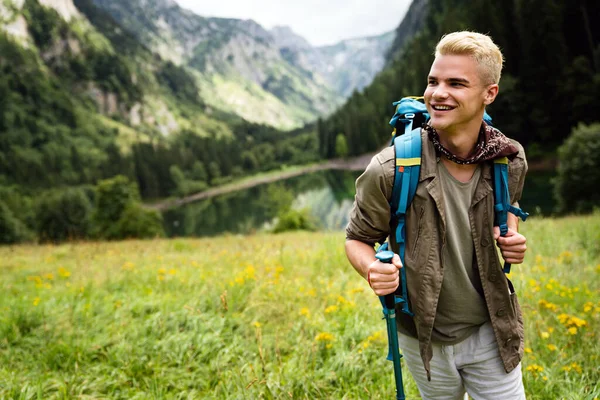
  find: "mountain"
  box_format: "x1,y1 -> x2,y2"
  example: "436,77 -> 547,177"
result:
272,28 -> 395,98
87,0 -> 396,129
88,0 -> 345,129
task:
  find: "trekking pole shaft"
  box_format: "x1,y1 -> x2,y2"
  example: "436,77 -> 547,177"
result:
376,251 -> 406,400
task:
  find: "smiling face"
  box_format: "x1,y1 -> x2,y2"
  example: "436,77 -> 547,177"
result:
424,54 -> 498,137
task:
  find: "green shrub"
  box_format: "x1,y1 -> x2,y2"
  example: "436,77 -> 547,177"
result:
92,175 -> 140,236
92,175 -> 165,239
272,208 -> 317,233
107,203 -> 164,239
0,201 -> 31,244
0,186 -> 36,232
554,123 -> 600,213
35,187 -> 93,242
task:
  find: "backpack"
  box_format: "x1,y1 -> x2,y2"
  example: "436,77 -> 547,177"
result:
377,96 -> 529,317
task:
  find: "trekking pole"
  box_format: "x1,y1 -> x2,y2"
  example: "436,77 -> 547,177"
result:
375,250 -> 405,400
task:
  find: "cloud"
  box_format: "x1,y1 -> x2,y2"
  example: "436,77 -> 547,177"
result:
174,0 -> 411,46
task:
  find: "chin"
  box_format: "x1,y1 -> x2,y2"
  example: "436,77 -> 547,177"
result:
429,118 -> 451,132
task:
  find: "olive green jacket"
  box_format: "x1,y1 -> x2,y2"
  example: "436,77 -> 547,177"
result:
346,129 -> 528,379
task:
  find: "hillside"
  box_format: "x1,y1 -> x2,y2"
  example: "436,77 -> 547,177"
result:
88,0 -> 344,129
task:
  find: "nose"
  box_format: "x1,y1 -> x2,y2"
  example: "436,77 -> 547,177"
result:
432,84 -> 449,100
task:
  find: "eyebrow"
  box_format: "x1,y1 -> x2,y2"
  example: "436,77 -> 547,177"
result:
428,76 -> 471,84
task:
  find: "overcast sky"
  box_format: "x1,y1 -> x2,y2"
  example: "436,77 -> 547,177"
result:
174,0 -> 412,46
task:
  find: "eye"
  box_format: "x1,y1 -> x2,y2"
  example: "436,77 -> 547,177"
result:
428,79 -> 437,85
451,82 -> 465,87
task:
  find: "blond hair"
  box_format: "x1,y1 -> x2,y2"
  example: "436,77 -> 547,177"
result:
435,31 -> 504,85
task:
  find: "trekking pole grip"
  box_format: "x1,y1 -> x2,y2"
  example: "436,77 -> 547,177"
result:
376,250 -> 397,310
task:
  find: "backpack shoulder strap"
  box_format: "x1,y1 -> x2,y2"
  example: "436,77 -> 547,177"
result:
387,127 -> 421,316
493,157 -> 529,273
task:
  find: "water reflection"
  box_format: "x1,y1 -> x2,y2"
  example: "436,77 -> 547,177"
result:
162,170 -> 360,237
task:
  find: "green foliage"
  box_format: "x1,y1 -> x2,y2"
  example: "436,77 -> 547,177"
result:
335,133 -> 348,158
35,187 -> 93,242
92,175 -> 140,236
111,203 -> 164,239
272,208 -> 317,233
554,123 -> 600,213
156,61 -> 201,105
0,200 -> 31,244
169,165 -> 208,197
91,175 -> 165,239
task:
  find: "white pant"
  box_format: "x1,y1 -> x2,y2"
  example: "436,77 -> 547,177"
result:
398,322 -> 526,400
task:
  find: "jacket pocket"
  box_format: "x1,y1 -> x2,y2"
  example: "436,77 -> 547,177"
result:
411,206 -> 425,260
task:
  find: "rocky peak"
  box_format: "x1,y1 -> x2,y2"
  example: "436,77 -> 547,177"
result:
270,25 -> 312,51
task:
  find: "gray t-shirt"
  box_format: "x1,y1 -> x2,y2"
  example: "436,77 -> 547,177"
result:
431,161 -> 490,344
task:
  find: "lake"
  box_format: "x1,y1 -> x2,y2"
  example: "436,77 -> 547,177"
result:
162,169 -> 556,237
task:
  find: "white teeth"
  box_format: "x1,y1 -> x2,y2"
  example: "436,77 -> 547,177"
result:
433,105 -> 452,110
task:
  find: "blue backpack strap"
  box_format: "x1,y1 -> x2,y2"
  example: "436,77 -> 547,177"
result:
388,128 -> 421,317
493,157 -> 529,274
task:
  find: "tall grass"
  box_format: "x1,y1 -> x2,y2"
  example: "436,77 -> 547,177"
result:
0,215 -> 598,399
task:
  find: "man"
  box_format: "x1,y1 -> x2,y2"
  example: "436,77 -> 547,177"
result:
345,31 -> 528,399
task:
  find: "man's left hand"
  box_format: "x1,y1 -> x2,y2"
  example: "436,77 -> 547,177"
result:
493,227 -> 527,264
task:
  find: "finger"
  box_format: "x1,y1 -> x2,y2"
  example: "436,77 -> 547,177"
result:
497,235 -> 526,246
493,226 -> 500,240
376,263 -> 402,275
371,279 -> 399,290
501,250 -> 526,259
504,257 -> 524,264
370,271 -> 399,283
498,243 -> 527,253
391,254 -> 403,269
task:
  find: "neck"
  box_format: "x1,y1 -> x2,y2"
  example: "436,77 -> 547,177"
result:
437,118 -> 483,159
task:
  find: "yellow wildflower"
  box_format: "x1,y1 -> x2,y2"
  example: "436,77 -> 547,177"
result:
557,313 -> 570,324
57,266 -> 71,277
568,327 -> 578,335
325,305 -> 339,314
562,362 -> 583,374
33,297 -> 40,306
315,332 -> 334,342
300,307 -> 310,317
158,268 -> 167,275
540,331 -> 550,339
558,251 -> 573,264
547,344 -> 557,351
526,364 -> 544,373
524,347 -> 533,354
583,302 -> 593,313
252,321 -> 261,328
538,299 -> 559,312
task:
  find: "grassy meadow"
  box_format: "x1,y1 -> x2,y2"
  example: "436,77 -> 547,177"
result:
0,214 -> 599,399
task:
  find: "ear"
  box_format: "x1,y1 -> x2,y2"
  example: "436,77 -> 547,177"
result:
483,84 -> 499,105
